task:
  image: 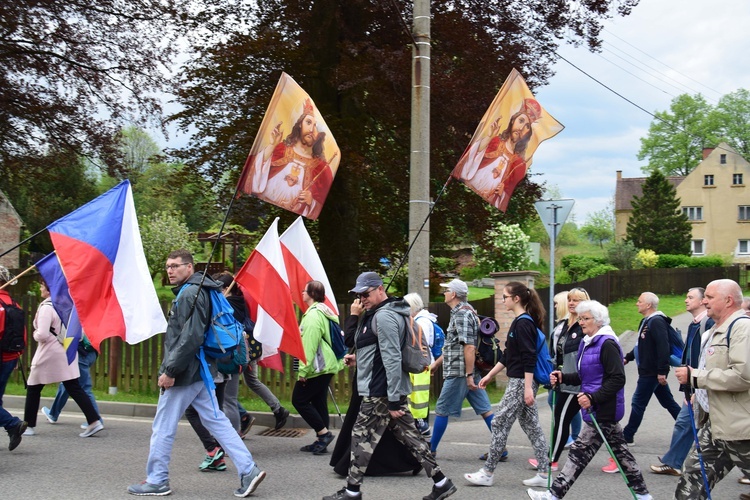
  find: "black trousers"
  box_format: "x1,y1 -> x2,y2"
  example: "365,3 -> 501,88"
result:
25,378 -> 100,428
292,373 -> 334,434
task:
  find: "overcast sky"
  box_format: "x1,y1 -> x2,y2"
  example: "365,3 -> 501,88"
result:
531,0 -> 750,224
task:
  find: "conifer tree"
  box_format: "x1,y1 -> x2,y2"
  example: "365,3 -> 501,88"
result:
626,171 -> 692,255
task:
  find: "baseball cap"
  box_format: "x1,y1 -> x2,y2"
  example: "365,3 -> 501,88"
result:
439,278 -> 469,296
349,272 -> 383,294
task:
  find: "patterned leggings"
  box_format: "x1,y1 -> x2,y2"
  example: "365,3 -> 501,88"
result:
552,421 -> 648,498
348,396 -> 439,486
485,377 -> 548,473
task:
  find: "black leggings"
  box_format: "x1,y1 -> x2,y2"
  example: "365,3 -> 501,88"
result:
25,379 -> 100,428
292,373 -> 334,434
550,390 -> 581,462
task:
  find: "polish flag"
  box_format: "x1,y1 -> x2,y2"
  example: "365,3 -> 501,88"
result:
241,292 -> 285,372
279,217 -> 338,315
47,180 -> 166,351
235,218 -> 305,363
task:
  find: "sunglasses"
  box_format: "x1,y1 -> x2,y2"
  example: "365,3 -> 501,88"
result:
356,288 -> 376,299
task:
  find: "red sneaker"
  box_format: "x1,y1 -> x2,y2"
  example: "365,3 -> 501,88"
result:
528,458 -> 558,471
602,457 -> 618,474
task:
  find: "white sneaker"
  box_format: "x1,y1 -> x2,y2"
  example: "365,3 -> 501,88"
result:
464,468 -> 494,486
80,423 -> 88,430
527,488 -> 556,500
635,495 -> 653,500
79,421 -> 104,437
23,427 -> 36,436
523,474 -> 549,487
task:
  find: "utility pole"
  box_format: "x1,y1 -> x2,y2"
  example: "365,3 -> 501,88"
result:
407,0 -> 431,301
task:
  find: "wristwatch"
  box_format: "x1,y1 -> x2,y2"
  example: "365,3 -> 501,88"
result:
466,373 -> 473,378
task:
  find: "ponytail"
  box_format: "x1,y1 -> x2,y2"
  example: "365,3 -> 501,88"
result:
505,281 -> 546,329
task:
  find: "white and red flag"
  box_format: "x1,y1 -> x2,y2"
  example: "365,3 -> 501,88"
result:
279,217 -> 338,315
235,218 -> 305,363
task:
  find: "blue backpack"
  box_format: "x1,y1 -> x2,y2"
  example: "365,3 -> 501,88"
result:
518,313 -> 555,388
327,317 -> 346,359
431,321 -> 445,359
175,283 -> 244,413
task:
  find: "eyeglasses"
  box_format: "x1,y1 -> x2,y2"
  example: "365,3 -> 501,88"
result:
165,263 -> 189,271
578,316 -> 594,323
501,294 -> 512,301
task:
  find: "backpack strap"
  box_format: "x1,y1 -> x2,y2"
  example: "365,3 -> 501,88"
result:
725,316 -> 750,348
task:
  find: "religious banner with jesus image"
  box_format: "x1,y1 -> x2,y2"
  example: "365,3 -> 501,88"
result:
452,68 -> 564,212
238,73 -> 341,220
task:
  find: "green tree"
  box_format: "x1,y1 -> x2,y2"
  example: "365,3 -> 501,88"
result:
607,241 -> 638,270
474,223 -> 531,273
168,0 -> 638,295
626,171 -> 691,255
581,205 -> 614,248
118,126 -> 162,179
638,94 -> 721,176
139,211 -> 198,278
716,88 -> 750,159
0,1 -> 188,166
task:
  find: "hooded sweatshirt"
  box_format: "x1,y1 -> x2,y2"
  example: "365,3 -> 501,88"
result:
298,302 -> 343,379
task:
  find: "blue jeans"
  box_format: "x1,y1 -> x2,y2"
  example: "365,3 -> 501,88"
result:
146,381 -> 257,484
48,350 -> 100,420
660,402 -> 694,469
623,375 -> 681,442
0,358 -> 22,431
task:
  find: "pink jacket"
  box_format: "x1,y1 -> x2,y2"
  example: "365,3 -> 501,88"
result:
27,298 -> 79,385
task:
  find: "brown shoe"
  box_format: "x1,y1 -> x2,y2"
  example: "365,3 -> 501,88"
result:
739,493 -> 750,500
650,463 -> 680,476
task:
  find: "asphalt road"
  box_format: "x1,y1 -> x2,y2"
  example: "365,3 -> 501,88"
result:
2,312 -> 748,499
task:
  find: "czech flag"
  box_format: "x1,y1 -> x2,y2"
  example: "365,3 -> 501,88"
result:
35,252 -> 83,364
279,217 -> 338,315
46,180 -> 167,351
235,218 -> 304,363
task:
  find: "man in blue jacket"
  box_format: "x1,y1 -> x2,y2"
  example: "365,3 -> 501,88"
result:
128,249 -> 265,497
622,292 -> 681,445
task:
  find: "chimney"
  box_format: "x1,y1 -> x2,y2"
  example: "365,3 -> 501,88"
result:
616,170 -> 622,180
702,148 -> 714,160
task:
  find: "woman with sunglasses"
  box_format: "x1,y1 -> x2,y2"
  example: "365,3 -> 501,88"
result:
528,288 -> 589,471
293,280 -> 343,455
464,281 -> 550,488
527,300 -> 651,500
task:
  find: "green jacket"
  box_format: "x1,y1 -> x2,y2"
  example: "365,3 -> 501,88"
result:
298,302 -> 344,379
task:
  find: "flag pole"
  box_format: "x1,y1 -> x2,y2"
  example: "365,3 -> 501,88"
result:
0,262 -> 40,290
385,174 -> 454,294
0,227 -> 49,260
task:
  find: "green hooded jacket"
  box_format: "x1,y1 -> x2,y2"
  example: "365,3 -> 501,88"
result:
298,302 -> 344,379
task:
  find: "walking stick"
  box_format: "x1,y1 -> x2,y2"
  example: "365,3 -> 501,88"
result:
588,410 -> 638,500
548,387 -> 557,489
684,370 -> 712,499
328,385 -> 344,425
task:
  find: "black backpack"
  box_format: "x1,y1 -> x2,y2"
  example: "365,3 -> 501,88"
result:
475,315 -> 502,375
0,297 -> 25,353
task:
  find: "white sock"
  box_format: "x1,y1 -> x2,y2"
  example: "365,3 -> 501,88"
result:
345,489 -> 359,497
635,495 -> 653,500
435,478 -> 447,487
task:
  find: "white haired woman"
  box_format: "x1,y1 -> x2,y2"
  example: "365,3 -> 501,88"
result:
527,300 -> 652,500
403,293 -> 436,436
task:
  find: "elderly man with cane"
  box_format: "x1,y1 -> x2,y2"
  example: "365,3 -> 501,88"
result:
674,279 -> 750,500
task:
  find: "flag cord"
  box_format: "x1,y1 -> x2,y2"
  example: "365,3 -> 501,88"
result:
385,174 -> 454,294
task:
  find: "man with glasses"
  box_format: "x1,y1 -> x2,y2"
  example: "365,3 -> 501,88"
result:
325,272 -> 456,500
429,279 -> 497,460
622,292 -> 681,446
128,249 -> 266,497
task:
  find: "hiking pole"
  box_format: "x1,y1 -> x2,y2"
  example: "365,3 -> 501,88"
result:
684,368 -> 712,499
548,386 -> 557,489
328,385 -> 344,425
587,410 -> 638,500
